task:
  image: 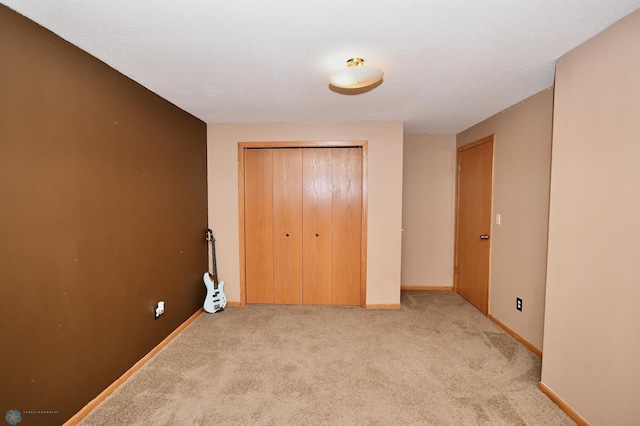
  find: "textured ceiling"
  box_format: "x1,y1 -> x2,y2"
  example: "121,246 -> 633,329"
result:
3,1 -> 640,134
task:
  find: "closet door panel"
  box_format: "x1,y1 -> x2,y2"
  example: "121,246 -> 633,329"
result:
244,149 -> 274,304
332,148 -> 362,305
302,148 -> 333,304
272,149 -> 303,304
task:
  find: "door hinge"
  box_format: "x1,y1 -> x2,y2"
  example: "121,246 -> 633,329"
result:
457,164 -> 461,172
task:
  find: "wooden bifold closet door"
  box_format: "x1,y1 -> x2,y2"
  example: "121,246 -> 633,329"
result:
244,147 -> 362,306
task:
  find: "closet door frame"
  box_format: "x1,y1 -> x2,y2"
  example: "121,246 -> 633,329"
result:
238,140 -> 368,307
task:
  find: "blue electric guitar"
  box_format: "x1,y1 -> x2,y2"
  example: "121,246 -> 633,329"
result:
203,229 -> 227,313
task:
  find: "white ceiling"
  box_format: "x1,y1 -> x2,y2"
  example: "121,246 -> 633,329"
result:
3,1 -> 640,134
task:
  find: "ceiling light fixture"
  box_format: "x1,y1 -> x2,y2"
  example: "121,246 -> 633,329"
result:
329,58 -> 384,89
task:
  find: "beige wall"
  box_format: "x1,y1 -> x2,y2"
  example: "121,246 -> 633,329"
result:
401,134 -> 457,287
207,122 -> 404,306
541,10 -> 640,425
457,88 -> 554,350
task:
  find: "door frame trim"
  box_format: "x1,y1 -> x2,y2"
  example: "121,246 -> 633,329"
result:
453,135 -> 495,314
238,140 -> 368,307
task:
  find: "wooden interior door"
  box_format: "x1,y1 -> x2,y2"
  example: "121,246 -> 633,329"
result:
302,148 -> 333,304
455,136 -> 494,314
272,149 -> 303,304
302,147 -> 362,305
244,149 -> 274,304
241,143 -> 364,307
332,147 -> 362,305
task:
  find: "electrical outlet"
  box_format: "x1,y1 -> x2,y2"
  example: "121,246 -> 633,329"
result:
516,297 -> 523,312
154,301 -> 165,320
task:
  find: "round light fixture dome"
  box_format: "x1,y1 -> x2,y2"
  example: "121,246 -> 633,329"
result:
329,58 -> 384,89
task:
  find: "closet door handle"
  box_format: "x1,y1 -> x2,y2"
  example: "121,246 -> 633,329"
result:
315,233 -> 319,237
480,234 -> 489,240
285,233 -> 290,237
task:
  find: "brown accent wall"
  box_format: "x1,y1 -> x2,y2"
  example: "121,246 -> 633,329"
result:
0,5 -> 207,424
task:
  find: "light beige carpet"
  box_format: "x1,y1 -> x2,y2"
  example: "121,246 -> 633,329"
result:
79,291 -> 573,425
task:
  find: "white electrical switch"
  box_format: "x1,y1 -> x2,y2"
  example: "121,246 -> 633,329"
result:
155,301 -> 165,318
496,214 -> 501,225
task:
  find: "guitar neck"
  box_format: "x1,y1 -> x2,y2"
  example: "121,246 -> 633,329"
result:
207,228 -> 219,285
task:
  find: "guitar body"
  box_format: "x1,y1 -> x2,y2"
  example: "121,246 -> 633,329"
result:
203,272 -> 226,313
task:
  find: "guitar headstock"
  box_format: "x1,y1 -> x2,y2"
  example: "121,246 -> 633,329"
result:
205,228 -> 214,242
